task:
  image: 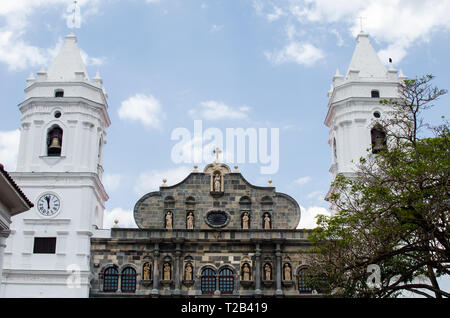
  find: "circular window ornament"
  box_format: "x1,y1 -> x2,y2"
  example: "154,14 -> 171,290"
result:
205,211 -> 230,228
54,111 -> 62,119
373,111 -> 381,118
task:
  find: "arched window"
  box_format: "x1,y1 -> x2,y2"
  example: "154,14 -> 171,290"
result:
371,124 -> 387,154
47,126 -> 63,157
201,268 -> 216,294
121,267 -> 137,293
103,267 -> 119,292
298,268 -> 312,294
219,268 -> 234,294
371,90 -> 380,98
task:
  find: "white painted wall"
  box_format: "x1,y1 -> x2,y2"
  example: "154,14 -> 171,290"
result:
1,34 -> 110,298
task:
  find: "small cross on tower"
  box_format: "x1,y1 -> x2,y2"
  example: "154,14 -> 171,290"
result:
358,16 -> 367,33
213,147 -> 222,163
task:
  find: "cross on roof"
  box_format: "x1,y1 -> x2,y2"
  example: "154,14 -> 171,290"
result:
213,147 -> 222,163
358,16 -> 367,33
69,1 -> 79,29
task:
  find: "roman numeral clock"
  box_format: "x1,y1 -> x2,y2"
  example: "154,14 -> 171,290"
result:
36,193 -> 61,217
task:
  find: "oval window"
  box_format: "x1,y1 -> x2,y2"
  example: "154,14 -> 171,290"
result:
206,211 -> 228,227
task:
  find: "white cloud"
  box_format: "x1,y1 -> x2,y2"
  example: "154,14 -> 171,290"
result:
294,176 -> 311,186
0,0 -> 104,71
134,166 -> 192,196
118,94 -> 165,129
255,0 -> 450,64
80,49 -> 106,67
307,190 -> 325,202
265,41 -> 324,66
189,101 -> 251,121
298,205 -> 331,229
102,173 -> 123,192
210,24 -> 225,33
103,207 -> 138,229
0,129 -> 20,171
267,6 -> 284,22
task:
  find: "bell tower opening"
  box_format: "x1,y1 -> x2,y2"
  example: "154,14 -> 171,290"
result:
371,124 -> 387,154
47,125 -> 63,157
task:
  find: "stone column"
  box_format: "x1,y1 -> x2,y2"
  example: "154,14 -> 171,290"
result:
174,242 -> 182,295
151,242 -> 160,297
0,230 -> 11,294
275,242 -> 283,296
254,243 -> 262,297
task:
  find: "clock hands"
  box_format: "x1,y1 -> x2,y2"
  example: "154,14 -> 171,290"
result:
45,195 -> 51,210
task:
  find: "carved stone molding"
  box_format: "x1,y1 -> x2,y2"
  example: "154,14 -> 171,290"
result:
282,280 -> 294,287
182,280 -> 195,287
262,280 -> 275,287
240,280 -> 254,288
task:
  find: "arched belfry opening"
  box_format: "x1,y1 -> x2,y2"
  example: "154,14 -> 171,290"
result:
47,125 -> 63,156
371,124 -> 387,154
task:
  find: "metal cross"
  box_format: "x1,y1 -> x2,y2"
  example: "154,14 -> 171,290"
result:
213,147 -> 222,163
71,1 -> 78,29
358,16 -> 367,33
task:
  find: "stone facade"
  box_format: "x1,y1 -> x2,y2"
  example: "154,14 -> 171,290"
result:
89,163 -> 317,297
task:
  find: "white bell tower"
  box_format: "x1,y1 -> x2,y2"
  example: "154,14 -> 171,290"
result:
325,32 -> 406,201
1,34 -> 110,297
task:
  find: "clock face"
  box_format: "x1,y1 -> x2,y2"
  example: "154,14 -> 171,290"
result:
37,193 -> 60,217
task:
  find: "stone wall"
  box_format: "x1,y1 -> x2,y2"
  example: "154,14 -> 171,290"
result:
90,229 -> 317,298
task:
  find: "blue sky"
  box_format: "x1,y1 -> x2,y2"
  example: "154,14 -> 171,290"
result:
0,0 -> 450,231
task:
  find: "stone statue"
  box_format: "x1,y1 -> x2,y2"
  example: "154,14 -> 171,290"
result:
242,263 -> 250,281
264,213 -> 271,230
214,173 -> 221,192
264,264 -> 271,281
185,263 -> 193,281
143,262 -> 151,280
166,211 -> 173,229
242,212 -> 249,229
186,212 -> 194,229
163,263 -> 171,280
283,264 -> 291,281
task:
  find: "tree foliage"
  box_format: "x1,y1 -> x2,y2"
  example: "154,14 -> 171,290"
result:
308,75 -> 450,298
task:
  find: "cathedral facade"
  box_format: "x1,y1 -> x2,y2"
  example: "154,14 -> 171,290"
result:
1,29 -> 406,298
90,161 -> 314,297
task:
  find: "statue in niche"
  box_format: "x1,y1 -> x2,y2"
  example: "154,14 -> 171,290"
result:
143,262 -> 151,281
242,212 -> 249,229
264,264 -> 271,281
283,264 -> 291,281
185,263 -> 193,281
264,213 -> 271,230
186,212 -> 194,229
163,263 -> 171,280
213,172 -> 222,192
242,263 -> 251,281
165,211 -> 173,229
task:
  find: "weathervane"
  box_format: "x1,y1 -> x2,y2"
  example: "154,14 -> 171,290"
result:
68,0 -> 79,29
73,1 -> 78,28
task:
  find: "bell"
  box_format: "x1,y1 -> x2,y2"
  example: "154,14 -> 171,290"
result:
49,136 -> 61,148
48,136 -> 61,155
373,136 -> 385,153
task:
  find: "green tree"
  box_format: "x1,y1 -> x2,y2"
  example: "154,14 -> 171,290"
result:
308,75 -> 449,298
